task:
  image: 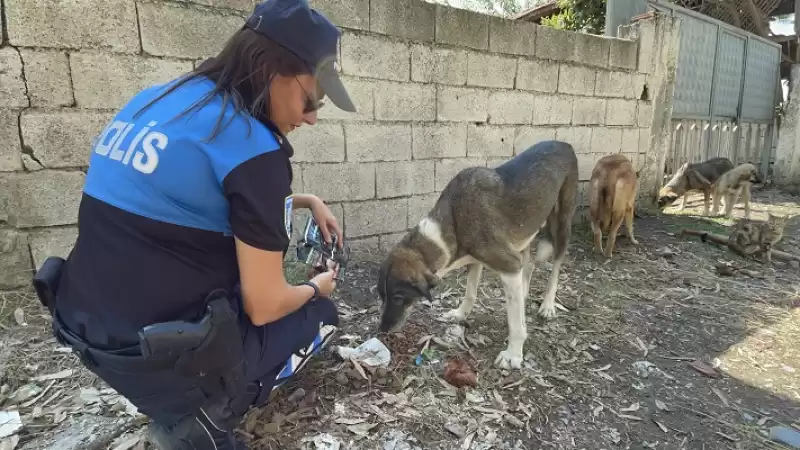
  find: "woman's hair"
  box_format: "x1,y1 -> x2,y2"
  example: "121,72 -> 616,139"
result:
134,27 -> 311,141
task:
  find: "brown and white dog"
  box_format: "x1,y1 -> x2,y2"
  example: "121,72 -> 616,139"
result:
657,157 -> 734,216
711,162 -> 761,219
589,154 -> 639,258
376,140 -> 579,370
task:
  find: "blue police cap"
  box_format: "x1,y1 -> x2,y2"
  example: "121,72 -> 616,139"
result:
244,0 -> 356,112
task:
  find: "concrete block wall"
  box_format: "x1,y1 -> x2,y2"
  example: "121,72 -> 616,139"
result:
0,0 -> 667,289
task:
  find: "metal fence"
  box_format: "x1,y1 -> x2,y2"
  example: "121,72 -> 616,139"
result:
647,0 -> 782,180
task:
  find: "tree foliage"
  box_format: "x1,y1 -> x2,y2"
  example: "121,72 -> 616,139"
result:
540,0 -> 607,34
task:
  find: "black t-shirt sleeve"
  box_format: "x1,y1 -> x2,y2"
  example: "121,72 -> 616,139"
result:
222,151 -> 293,252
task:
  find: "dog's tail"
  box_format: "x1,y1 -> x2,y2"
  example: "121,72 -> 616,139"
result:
590,178 -> 616,232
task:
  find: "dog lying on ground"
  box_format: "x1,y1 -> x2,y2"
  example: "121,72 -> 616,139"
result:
589,154 -> 639,258
376,140 -> 579,370
711,162 -> 761,219
657,157 -> 734,216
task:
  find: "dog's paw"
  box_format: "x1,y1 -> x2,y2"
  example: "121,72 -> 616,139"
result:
442,308 -> 467,323
629,237 -> 640,245
494,350 -> 523,370
538,302 -> 557,319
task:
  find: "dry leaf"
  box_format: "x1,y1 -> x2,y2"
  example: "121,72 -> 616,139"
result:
443,358 -> 478,388
334,417 -> 366,425
32,370 -> 73,382
620,403 -> 640,413
0,435 -> 20,450
711,387 -> 730,407
689,360 -> 721,378
654,420 -> 669,433
346,422 -> 377,436
13,309 -> 25,326
111,435 -> 142,450
655,399 -> 670,412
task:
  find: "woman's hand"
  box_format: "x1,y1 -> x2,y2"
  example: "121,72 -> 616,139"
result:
310,263 -> 338,297
308,197 -> 344,249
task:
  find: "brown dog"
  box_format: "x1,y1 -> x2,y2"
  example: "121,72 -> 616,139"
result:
711,162 -> 761,219
589,154 -> 639,258
657,157 -> 734,216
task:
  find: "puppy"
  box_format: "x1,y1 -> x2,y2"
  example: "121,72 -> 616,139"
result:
589,154 -> 639,258
376,140 -> 579,370
711,162 -> 761,219
657,157 -> 734,216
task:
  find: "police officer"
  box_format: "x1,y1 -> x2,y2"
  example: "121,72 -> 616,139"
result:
43,0 -> 355,448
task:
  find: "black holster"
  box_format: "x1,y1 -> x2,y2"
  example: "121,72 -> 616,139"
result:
32,256 -> 250,426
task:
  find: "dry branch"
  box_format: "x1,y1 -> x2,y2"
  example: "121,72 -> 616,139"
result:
679,229 -> 800,263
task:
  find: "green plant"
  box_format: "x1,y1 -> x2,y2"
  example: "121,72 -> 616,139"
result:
540,0 -> 607,34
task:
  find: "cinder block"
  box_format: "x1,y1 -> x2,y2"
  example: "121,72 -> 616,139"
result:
291,163 -> 304,192
0,230 -> 32,289
516,58 -> 558,93
590,127 -> 622,153
344,198 -> 408,237
557,64 -> 595,96
573,33 -> 611,68
555,127 -> 592,154
379,232 -> 407,252
412,123 -> 468,159
467,52 -> 517,89
21,110 -> 114,169
1,171 -> 85,227
7,0 -> 139,52
595,70 -> 634,98
606,99 -> 637,126
310,0 -> 369,30
290,124 -> 345,162
28,227 -> 78,269
637,21 -> 656,75
577,153 -> 597,181
532,94 -> 573,126
435,5 -> 489,51
621,128 -> 640,153
347,236 -> 380,256
609,38 -> 638,70
639,127 -> 650,153
408,193 -> 440,226
486,158 -> 509,168
302,163 -> 374,202
376,160 -> 435,198
0,48 -> 28,108
20,50 -> 73,107
488,17 -> 536,56
411,46 -> 468,85
437,86 -> 488,122
535,25 -> 577,62
488,90 -> 534,125
374,81 -> 436,121
515,127 -> 557,154
0,110 -> 22,172
138,2 -> 243,59
370,0 -> 434,41
435,158 -> 485,191
318,76 -> 374,121
572,98 -> 606,125
345,124 -> 412,162
638,101 -> 653,127
467,124 -> 514,158
341,33 -> 410,82
183,0 -> 255,11
71,53 -> 192,109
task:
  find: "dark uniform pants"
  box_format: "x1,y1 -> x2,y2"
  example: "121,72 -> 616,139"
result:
56,285 -> 339,427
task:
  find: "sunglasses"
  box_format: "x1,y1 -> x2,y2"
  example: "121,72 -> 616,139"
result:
296,77 -> 325,114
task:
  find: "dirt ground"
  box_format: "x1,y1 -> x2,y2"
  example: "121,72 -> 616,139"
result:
2,186 -> 800,450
